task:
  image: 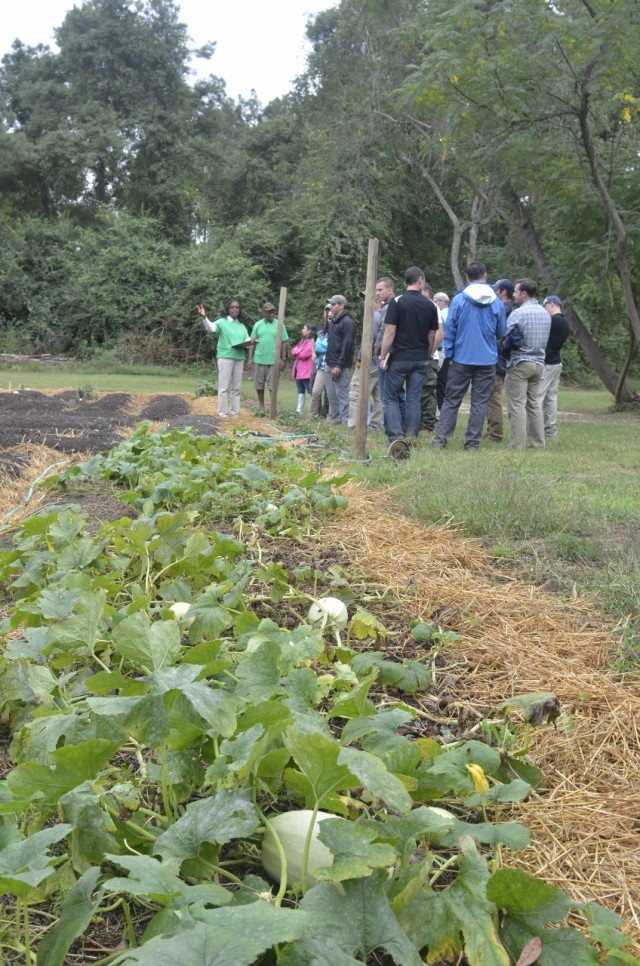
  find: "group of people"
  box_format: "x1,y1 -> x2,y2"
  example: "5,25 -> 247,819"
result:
429,265 -> 569,453
196,265 -> 569,447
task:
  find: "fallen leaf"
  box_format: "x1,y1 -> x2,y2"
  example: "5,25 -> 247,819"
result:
516,935 -> 543,965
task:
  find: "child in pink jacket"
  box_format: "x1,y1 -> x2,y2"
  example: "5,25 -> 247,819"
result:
291,324 -> 317,414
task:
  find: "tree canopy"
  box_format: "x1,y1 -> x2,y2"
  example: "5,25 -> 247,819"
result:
0,0 -> 637,396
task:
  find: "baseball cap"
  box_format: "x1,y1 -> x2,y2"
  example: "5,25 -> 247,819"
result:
492,279 -> 515,295
328,295 -> 347,306
543,295 -> 562,306
433,292 -> 450,302
263,302 -> 276,312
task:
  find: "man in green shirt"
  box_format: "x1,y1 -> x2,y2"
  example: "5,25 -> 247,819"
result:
248,302 -> 289,409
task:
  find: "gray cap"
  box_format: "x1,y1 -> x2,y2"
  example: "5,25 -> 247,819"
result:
433,292 -> 450,302
328,294 -> 347,306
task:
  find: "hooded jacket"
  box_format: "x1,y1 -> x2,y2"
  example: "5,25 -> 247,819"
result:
443,282 -> 507,365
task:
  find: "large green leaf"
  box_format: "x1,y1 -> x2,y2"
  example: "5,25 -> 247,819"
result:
416,740 -> 502,798
284,729 -> 354,807
337,746 -> 412,814
112,903 -> 311,965
316,818 -> 397,881
487,868 -> 599,965
113,612 -> 181,671
103,854 -> 228,905
0,824 -> 71,898
36,866 -> 102,966
300,872 -> 422,965
399,836 -> 509,966
60,782 -> 119,873
87,694 -> 170,746
7,739 -> 119,806
234,639 -> 283,702
442,818 -> 531,851
48,590 -> 108,656
152,790 -> 259,871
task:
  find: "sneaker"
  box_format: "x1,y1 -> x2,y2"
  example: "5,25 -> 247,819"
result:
431,438 -> 446,450
388,438 -> 410,461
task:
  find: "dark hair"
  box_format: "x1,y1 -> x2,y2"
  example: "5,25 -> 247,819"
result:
514,277 -> 537,297
225,298 -> 244,322
305,324 -> 317,339
376,276 -> 395,291
405,266 -> 425,286
466,261 -> 487,281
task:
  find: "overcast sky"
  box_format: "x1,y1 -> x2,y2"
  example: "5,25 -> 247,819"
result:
0,0 -> 336,104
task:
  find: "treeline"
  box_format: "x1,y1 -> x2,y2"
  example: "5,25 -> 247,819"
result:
0,0 -> 638,398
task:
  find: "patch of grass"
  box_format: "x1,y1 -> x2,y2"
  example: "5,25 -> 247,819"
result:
550,534 -> 603,563
0,364 -> 303,403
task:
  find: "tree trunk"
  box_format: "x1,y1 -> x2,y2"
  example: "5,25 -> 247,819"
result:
614,320 -> 636,406
578,96 -> 640,353
507,191 -> 638,401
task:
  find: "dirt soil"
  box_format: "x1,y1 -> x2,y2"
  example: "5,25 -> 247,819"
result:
0,388 -> 219,477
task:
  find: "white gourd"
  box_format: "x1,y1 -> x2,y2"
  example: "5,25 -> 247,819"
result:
261,809 -> 334,887
307,597 -> 348,630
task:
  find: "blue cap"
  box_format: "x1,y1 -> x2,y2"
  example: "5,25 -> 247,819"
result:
543,295 -> 562,306
492,279 -> 514,295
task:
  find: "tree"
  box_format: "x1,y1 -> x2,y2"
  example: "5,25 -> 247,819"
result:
396,0 -> 639,398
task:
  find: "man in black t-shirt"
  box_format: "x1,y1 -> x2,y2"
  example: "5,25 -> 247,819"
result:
539,295 -> 570,437
379,266 -> 439,460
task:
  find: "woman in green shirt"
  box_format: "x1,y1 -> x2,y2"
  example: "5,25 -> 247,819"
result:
196,300 -> 255,417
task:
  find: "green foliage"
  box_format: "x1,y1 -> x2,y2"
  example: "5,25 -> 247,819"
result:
0,424 -> 632,962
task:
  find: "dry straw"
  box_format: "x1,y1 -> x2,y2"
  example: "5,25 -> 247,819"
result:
324,481 -> 640,951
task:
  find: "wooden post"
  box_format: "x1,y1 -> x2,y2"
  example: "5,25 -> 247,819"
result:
269,287 -> 287,420
355,239 -> 379,460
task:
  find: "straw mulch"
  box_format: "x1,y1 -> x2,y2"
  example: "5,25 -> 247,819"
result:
323,481 -> 640,950
0,443 -> 95,532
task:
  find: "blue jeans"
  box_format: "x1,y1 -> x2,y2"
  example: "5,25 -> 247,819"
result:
436,362 -> 496,449
378,361 -> 406,436
383,359 -> 429,442
295,378 -> 312,395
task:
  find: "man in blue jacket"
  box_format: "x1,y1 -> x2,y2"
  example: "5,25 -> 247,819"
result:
432,261 -> 506,451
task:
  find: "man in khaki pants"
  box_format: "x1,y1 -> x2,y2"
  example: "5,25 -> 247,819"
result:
504,279 -> 551,448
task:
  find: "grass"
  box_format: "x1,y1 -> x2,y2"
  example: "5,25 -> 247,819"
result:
0,362 -> 302,405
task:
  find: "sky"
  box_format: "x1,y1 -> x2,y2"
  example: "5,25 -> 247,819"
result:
0,0 -> 336,104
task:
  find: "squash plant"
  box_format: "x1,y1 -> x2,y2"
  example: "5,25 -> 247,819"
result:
0,427 -> 634,965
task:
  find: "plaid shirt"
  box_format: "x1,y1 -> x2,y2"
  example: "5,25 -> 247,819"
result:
506,299 -> 551,367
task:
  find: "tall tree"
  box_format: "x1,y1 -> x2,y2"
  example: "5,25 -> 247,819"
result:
396,0 -> 639,398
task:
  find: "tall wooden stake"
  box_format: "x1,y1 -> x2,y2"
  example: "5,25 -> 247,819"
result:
269,287 -> 287,420
355,239 -> 379,460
